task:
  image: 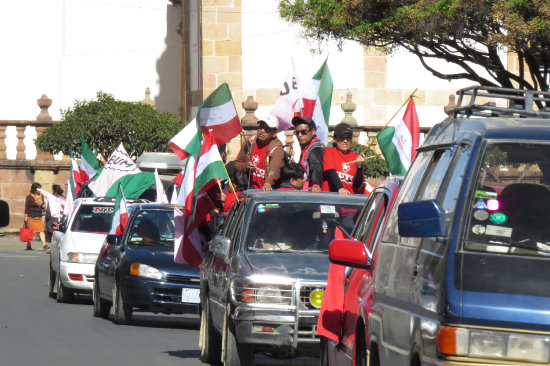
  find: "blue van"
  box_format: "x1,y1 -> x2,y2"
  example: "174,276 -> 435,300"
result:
363,86 -> 550,366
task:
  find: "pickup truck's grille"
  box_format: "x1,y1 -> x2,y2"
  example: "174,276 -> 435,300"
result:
165,274 -> 200,285
299,285 -> 325,309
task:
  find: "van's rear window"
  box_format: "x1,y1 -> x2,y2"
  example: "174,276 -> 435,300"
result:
464,142 -> 550,257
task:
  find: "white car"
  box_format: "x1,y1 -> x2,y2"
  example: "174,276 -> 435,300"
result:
48,198 -> 115,303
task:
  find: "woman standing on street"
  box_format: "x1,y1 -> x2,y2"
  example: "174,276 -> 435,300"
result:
24,182 -> 48,250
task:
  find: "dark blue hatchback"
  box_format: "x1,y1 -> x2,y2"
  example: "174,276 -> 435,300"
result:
93,203 -> 200,324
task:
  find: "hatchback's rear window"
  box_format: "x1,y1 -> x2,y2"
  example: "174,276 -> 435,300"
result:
71,205 -> 114,233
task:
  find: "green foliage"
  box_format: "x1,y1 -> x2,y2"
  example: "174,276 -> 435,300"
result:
279,0 -> 550,97
351,142 -> 389,178
35,92 -> 183,161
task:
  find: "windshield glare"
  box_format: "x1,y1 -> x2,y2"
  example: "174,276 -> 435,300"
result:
129,210 -> 174,246
71,205 -> 114,233
246,202 -> 360,252
465,143 -> 550,256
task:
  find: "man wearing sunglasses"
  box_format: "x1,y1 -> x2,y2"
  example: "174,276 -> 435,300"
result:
291,116 -> 325,193
234,115 -> 285,191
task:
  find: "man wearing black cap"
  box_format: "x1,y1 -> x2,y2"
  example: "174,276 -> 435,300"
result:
234,115 -> 284,191
291,116 -> 325,192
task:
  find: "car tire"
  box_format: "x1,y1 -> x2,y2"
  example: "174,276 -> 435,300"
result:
113,281 -> 132,325
56,269 -> 74,303
225,321 -> 254,366
48,262 -> 56,299
92,278 -> 111,319
200,298 -> 222,364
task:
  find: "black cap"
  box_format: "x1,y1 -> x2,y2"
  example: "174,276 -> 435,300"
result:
291,116 -> 316,129
333,123 -> 353,136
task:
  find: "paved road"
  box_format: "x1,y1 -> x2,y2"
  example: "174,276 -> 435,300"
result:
0,235 -> 317,366
0,236 -> 203,366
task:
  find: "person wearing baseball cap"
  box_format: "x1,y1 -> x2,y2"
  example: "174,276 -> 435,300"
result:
234,114 -> 285,191
322,122 -> 366,195
291,116 -> 325,192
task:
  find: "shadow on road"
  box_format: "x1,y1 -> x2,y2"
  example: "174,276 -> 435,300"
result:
114,314 -> 200,330
164,349 -> 201,359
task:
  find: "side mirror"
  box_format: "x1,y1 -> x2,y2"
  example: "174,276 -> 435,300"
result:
329,239 -> 371,269
0,200 -> 9,227
210,235 -> 231,257
56,222 -> 67,233
398,199 -> 446,237
106,234 -> 121,247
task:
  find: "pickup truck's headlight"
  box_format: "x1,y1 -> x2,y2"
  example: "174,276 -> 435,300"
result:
67,252 -> 97,264
231,277 -> 292,305
256,287 -> 283,304
438,325 -> 550,363
130,263 -> 162,280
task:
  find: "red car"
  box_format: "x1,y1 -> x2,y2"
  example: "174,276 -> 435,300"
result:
318,178 -> 401,366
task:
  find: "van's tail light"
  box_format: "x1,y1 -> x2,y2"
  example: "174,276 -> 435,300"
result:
437,325 -> 469,356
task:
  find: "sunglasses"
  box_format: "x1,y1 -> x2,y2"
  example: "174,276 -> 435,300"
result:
335,134 -> 353,141
258,124 -> 277,133
294,129 -> 311,136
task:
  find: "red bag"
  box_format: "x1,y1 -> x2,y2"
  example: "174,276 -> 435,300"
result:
19,222 -> 33,242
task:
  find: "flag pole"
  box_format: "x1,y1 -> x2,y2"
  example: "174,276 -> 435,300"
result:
362,88 -> 418,154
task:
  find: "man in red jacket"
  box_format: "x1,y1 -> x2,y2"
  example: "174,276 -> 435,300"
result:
234,115 -> 284,191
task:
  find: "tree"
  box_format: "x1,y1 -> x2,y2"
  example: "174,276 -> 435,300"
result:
351,142 -> 389,178
279,0 -> 550,104
36,92 -> 183,161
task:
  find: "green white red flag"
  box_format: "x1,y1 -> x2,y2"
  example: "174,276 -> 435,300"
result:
169,118 -> 201,160
174,131 -> 229,267
197,83 -> 241,146
377,98 -> 420,175
109,183 -> 128,235
79,136 -> 100,183
301,59 -> 333,145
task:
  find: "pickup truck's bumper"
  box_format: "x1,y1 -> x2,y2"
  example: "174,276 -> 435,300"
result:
232,306 -> 321,356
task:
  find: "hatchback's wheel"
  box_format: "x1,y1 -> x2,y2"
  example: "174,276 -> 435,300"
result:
225,321 -> 254,366
92,278 -> 111,319
200,298 -> 222,364
56,270 -> 74,303
48,262 -> 56,299
113,281 -> 132,324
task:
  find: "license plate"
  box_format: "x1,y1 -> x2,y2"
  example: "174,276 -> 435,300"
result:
181,288 -> 200,303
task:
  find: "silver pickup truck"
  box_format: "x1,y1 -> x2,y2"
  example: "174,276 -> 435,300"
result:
199,190 -> 366,365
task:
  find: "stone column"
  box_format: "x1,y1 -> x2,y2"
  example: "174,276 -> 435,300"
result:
15,126 -> 25,160
341,90 -> 359,143
35,94 -> 54,160
0,125 -> 6,159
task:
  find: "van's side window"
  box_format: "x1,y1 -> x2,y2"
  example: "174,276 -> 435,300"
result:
382,151 -> 433,243
440,144 -> 471,223
416,148 -> 454,201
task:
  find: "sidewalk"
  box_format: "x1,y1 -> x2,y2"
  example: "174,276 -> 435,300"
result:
0,233 -> 46,251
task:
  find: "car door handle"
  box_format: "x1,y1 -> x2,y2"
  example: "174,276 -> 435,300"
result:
413,263 -> 422,276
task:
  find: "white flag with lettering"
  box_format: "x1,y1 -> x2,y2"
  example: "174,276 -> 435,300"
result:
88,143 -> 141,197
270,58 -> 303,131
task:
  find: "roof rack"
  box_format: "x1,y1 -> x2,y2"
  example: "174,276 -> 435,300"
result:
452,86 -> 550,118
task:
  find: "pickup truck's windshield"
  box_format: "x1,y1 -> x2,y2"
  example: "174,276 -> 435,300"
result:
128,210 -> 174,246
71,205 -> 114,233
246,202 -> 360,252
465,142 -> 550,256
